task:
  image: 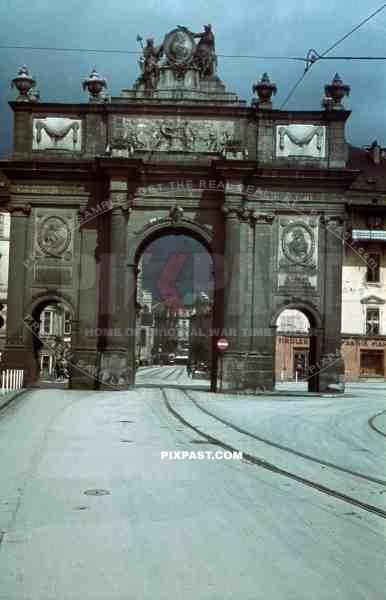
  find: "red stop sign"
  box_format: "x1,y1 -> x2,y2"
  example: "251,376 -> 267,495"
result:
217,337 -> 229,352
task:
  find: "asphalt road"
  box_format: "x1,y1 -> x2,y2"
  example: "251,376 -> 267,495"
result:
136,364 -> 211,387
0,372 -> 385,600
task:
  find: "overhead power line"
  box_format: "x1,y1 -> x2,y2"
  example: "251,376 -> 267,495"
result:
0,45 -> 141,55
280,3 -> 386,109
2,4 -> 386,63
3,4 -> 386,113
0,44 -> 307,61
1,45 -> 386,63
279,71 -> 309,110
317,55 -> 386,60
319,3 -> 386,58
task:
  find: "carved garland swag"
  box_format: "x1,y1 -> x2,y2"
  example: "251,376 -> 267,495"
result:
35,121 -> 80,147
278,126 -> 324,151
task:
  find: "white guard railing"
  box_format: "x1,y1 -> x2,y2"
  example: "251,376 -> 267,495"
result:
1,369 -> 24,394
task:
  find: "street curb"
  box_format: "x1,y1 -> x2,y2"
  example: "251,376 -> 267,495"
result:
0,388 -> 29,412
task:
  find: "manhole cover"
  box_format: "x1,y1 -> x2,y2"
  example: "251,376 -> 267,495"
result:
73,505 -> 90,510
120,439 -> 134,443
83,489 -> 110,496
120,420 -> 134,423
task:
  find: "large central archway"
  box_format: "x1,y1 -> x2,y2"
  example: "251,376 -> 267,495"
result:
127,217 -> 223,391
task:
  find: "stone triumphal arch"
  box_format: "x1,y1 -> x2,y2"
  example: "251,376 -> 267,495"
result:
0,26 -> 358,392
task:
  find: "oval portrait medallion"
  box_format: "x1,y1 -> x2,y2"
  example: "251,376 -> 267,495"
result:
282,222 -> 314,265
163,27 -> 195,65
38,215 -> 71,256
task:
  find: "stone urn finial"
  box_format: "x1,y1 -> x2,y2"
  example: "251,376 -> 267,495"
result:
252,72 -> 277,108
29,88 -> 40,102
82,68 -> 107,102
324,73 -> 350,108
11,65 -> 36,101
321,95 -> 334,111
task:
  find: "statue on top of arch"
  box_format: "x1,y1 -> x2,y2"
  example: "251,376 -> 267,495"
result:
177,24 -> 217,78
136,36 -> 164,91
135,25 -> 218,91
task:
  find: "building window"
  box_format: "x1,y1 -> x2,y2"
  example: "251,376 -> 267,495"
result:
64,311 -> 71,335
366,308 -> 380,335
293,349 -> 309,380
360,350 -> 384,377
41,354 -> 50,375
0,215 -> 4,238
140,328 -> 146,347
41,311 -> 52,335
366,254 -> 381,283
352,230 -> 386,241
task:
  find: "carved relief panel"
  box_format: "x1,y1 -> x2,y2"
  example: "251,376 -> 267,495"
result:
32,211 -> 75,285
277,216 -> 319,292
111,116 -> 236,153
275,124 -> 326,158
32,117 -> 82,151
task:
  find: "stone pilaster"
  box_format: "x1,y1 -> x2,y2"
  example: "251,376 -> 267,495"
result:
308,327 -> 323,392
219,199 -> 255,391
13,112 -> 33,155
4,205 -> 35,383
125,262 -> 137,386
70,225 -> 99,389
246,213 -> 275,392
327,120 -> 347,168
256,113 -> 275,162
99,189 -> 133,390
319,216 -> 345,392
222,207 -> 253,348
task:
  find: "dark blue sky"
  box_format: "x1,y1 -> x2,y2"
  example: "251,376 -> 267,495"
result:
1,1 -> 386,155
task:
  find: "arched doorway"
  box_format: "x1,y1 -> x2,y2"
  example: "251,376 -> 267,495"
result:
273,306 -> 321,393
24,296 -> 73,388
133,230 -> 216,390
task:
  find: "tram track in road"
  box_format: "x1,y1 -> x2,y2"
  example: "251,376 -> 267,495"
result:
161,387 -> 386,520
0,389 -> 30,418
368,409 -> 386,439
185,391 -> 386,487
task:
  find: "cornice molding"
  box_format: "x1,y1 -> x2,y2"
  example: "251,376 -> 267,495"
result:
7,203 -> 31,216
